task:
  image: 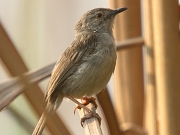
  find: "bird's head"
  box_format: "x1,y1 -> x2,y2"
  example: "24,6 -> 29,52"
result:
75,7 -> 127,34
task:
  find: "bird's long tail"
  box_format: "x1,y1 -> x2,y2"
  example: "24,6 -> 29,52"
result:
32,103 -> 53,135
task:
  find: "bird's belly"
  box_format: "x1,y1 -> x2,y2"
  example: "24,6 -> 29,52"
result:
62,48 -> 116,98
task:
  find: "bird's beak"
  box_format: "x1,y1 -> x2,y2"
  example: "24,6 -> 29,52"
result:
112,7 -> 127,15
106,7 -> 127,19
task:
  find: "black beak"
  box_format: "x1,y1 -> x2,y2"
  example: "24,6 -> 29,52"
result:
104,7 -> 127,20
113,7 -> 127,15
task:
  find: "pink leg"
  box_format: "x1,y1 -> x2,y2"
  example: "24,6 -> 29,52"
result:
74,97 -> 98,113
65,95 -> 101,126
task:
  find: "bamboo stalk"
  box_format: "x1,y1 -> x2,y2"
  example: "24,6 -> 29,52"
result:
142,0 -> 158,135
151,0 -> 180,134
110,0 -> 144,130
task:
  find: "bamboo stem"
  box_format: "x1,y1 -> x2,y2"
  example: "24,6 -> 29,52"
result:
110,0 -> 144,129
143,0 -> 158,134
152,0 -> 180,134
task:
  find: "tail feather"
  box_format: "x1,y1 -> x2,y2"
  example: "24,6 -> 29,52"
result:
32,92 -> 64,135
32,104 -> 53,135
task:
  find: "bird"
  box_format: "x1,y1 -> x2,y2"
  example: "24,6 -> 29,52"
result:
32,7 -> 127,135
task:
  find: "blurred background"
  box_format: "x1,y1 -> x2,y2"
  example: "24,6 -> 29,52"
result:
0,0 -> 180,135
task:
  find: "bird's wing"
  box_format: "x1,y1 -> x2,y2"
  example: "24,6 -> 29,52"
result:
45,33 -> 98,102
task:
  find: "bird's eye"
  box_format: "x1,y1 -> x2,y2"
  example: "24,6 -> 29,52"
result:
97,13 -> 103,18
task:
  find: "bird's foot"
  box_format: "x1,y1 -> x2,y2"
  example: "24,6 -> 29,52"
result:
65,95 -> 101,127
74,97 -> 98,114
81,111 -> 101,127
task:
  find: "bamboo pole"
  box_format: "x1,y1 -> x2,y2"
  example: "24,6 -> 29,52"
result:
151,0 -> 180,135
110,0 -> 144,131
143,0 -> 158,135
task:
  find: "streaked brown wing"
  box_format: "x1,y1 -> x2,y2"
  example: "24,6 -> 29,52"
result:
45,34 -> 98,102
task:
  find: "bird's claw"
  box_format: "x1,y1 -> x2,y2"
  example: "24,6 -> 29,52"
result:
81,112 -> 101,127
74,97 -> 98,114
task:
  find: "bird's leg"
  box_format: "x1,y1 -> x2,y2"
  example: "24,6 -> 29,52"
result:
65,95 -> 101,126
74,97 -> 98,113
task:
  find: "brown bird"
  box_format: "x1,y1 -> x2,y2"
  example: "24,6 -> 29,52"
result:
32,7 -> 127,135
